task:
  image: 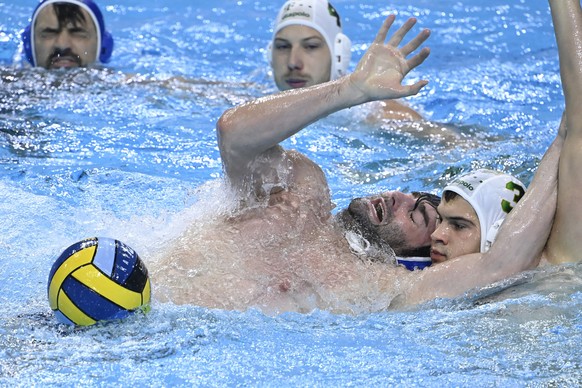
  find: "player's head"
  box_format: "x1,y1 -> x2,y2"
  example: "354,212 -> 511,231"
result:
337,191 -> 440,258
430,169 -> 526,263
269,0 -> 351,90
22,0 -> 113,68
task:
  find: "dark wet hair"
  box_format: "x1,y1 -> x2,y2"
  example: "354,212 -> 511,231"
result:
51,3 -> 88,29
397,192 -> 441,257
412,191 -> 441,210
398,245 -> 431,258
443,190 -> 460,203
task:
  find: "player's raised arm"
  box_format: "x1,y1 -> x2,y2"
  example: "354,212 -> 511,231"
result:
216,16 -> 431,188
394,116 -> 565,307
546,0 -> 582,263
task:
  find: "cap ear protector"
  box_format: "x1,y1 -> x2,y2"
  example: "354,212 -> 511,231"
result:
21,0 -> 113,66
332,32 -> 351,79
268,0 -> 351,81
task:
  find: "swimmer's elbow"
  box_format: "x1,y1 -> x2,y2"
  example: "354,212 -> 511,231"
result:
217,108 -> 241,162
217,109 -> 256,183
216,108 -> 234,147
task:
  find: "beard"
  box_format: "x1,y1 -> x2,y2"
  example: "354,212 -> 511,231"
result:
45,48 -> 82,69
336,198 -> 411,257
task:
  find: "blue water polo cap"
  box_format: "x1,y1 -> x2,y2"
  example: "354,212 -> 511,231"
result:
21,0 -> 114,66
397,256 -> 432,271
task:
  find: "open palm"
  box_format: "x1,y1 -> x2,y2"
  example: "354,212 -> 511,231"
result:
351,16 -> 431,101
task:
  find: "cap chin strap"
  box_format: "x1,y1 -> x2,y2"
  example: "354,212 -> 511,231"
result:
483,219 -> 503,253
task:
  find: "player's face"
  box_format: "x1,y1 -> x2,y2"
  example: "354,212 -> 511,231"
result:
338,191 -> 439,256
272,25 -> 332,91
33,5 -> 99,69
430,196 -> 481,263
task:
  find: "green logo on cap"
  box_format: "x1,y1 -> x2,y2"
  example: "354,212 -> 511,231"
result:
328,3 -> 341,28
501,181 -> 525,213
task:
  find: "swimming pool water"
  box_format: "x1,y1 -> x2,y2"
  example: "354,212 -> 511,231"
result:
1,0 -> 580,385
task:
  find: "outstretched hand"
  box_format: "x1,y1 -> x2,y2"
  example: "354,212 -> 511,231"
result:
350,15 -> 431,101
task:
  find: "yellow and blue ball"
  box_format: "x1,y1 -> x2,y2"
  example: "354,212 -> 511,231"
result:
48,237 -> 151,326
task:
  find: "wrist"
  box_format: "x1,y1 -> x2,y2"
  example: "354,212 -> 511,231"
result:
340,73 -> 369,107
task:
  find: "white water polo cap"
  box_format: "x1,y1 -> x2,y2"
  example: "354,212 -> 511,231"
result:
272,0 -> 351,80
443,169 -> 526,253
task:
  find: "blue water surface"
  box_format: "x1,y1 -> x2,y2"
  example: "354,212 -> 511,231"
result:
1,0 -> 580,386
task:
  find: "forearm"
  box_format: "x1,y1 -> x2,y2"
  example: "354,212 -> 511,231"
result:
484,132 -> 562,272
545,0 -> 582,262
217,75 -> 366,171
549,0 -> 582,129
